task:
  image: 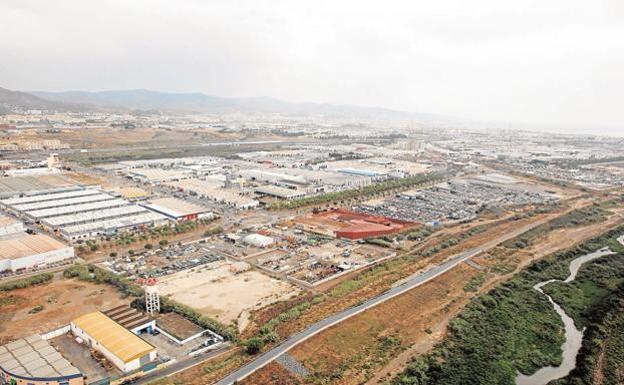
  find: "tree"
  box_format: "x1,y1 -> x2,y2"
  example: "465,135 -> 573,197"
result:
158,239 -> 168,247
144,243 -> 153,250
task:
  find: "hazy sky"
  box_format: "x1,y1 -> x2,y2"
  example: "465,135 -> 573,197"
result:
1,0 -> 623,130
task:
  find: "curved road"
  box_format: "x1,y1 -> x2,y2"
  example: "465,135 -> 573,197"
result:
216,218 -> 552,384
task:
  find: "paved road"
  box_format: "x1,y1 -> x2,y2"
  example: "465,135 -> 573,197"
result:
215,217 -> 552,385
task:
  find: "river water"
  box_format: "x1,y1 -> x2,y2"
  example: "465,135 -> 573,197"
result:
515,246 -> 616,385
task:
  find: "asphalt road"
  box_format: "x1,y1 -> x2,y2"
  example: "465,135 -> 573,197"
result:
215,217 -> 551,385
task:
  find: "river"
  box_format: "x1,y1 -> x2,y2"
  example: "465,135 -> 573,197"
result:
515,245 -> 618,385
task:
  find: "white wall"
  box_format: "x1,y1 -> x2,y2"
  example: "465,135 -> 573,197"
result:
7,246 -> 74,271
70,322 -> 156,373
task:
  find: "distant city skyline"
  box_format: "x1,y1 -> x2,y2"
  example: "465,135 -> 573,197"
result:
1,0 -> 623,132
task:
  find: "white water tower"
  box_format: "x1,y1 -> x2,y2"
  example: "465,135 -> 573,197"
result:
143,278 -> 160,315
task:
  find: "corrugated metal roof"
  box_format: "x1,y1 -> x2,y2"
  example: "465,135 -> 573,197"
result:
0,233 -> 71,260
72,311 -> 155,363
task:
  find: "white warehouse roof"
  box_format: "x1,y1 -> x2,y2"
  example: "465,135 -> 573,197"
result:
242,233 -> 274,248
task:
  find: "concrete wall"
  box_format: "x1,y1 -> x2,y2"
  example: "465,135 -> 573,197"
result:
40,324 -> 71,340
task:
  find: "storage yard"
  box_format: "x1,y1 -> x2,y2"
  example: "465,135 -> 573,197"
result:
356,174 -> 559,224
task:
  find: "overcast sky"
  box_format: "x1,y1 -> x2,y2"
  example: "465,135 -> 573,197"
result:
1,0 -> 623,131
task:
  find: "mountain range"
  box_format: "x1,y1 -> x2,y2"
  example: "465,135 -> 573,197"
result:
0,86 -> 440,121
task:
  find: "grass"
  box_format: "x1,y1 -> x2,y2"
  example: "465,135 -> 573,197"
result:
463,273 -> 487,292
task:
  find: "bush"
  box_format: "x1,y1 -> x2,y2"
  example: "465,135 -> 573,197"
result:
0,273 -> 53,292
245,337 -> 265,354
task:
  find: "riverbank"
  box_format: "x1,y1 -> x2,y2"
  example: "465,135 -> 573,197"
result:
387,227 -> 624,385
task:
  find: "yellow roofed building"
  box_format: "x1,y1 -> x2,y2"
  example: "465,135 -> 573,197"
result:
70,311 -> 157,373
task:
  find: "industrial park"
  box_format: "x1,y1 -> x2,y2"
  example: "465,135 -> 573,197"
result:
2,2 -> 624,385
1,104 -> 624,385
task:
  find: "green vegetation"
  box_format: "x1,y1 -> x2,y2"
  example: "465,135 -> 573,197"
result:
203,226 -> 223,237
28,304 -> 44,314
463,273 -> 487,292
63,264 -> 143,297
244,336 -> 264,354
0,273 -> 53,292
421,225 -> 487,257
389,227 -> 624,385
543,252 -> 624,385
503,205 -> 609,250
404,226 -> 436,241
268,173 -> 444,210
0,295 -> 22,308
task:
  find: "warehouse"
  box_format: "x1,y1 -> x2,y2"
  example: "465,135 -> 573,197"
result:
0,334 -> 83,385
254,185 -> 307,200
242,233 -> 275,248
166,179 -> 259,209
26,198 -> 131,219
70,311 -> 157,373
0,175 -> 76,198
0,233 -> 75,272
0,188 -> 169,242
60,212 -> 168,241
41,205 -> 149,231
142,197 -> 214,221
0,214 -> 24,236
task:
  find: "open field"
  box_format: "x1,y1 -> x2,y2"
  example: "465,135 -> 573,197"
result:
16,127 -> 238,149
158,262 -> 299,324
0,275 -> 128,342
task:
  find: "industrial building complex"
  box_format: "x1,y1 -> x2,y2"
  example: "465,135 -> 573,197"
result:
0,187 -> 169,242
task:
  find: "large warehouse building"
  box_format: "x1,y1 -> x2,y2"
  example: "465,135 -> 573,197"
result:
0,334 -> 83,385
70,311 -> 157,373
0,214 -> 24,236
0,188 -> 168,242
0,233 -> 75,272
142,197 -> 214,222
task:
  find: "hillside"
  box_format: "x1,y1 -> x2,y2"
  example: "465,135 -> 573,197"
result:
31,89 -> 440,120
0,86 -> 79,113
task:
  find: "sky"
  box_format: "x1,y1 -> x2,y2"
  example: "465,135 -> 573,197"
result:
1,0 -> 623,132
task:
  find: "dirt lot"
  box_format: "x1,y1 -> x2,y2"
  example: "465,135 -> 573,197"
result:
0,275 -> 128,342
158,262 -> 299,324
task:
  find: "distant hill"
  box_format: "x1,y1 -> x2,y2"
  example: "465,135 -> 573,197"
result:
31,89 -> 439,121
0,87 -> 79,113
